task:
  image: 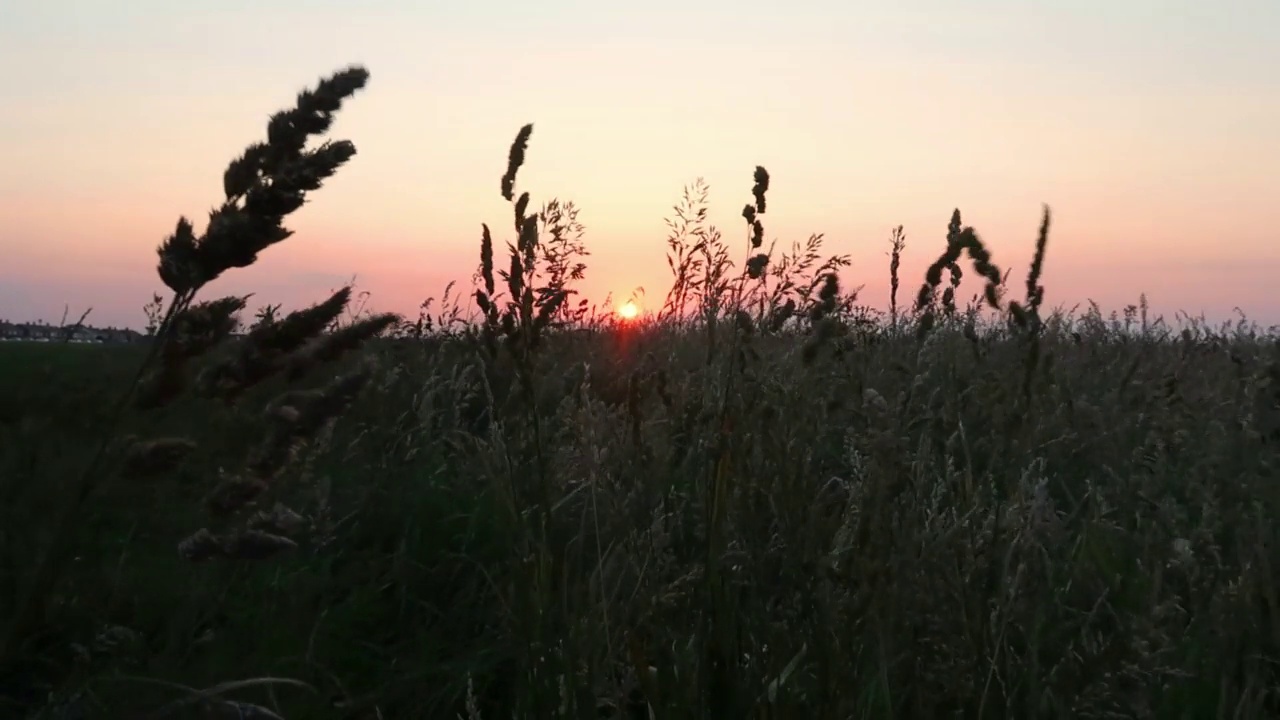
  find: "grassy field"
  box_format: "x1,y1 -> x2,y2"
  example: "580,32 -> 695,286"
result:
2,66 -> 1279,719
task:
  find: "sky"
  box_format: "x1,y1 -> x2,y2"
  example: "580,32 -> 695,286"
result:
1,0 -> 1277,330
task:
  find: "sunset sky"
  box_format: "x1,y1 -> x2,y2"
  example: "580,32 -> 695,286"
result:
2,0 -> 1277,330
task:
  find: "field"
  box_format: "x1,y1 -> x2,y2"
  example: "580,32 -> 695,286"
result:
2,66 -> 1279,719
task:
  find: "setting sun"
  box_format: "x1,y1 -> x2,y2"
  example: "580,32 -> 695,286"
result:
617,301 -> 639,320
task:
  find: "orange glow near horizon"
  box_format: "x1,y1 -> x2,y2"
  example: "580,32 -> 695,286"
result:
1,1 -> 1278,329
617,301 -> 639,321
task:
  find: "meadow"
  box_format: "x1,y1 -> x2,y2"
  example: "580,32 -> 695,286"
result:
2,65 -> 1279,719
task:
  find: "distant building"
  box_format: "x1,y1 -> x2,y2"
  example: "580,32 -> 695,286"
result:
0,321 -> 143,344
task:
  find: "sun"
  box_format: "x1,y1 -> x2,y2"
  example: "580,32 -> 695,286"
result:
616,301 -> 639,320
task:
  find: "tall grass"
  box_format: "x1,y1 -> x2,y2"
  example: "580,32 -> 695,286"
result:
1,64 -> 1278,719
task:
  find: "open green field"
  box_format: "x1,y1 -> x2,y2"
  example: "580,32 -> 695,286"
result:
3,307 -> 1280,719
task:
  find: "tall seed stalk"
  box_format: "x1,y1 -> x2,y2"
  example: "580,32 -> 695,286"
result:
0,66 -> 371,666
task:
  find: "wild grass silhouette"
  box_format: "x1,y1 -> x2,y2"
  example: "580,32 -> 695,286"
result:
1,64 -> 1279,719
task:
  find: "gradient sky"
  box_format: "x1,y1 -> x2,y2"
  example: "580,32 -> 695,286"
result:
2,0 -> 1277,330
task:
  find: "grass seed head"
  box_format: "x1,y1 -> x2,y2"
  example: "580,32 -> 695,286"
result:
177,528 -> 222,562
155,66 -> 369,296
165,295 -> 248,362
752,166 -> 770,213
248,503 -> 307,536
501,124 -> 533,202
285,312 -> 398,381
204,474 -> 270,516
121,437 -> 198,477
220,529 -> 299,561
156,218 -> 202,295
249,286 -> 352,355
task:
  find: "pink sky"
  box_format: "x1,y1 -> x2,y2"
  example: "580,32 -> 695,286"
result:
2,0 -> 1278,330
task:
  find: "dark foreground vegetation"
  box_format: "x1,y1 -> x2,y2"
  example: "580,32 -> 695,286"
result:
2,66 -> 1278,719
